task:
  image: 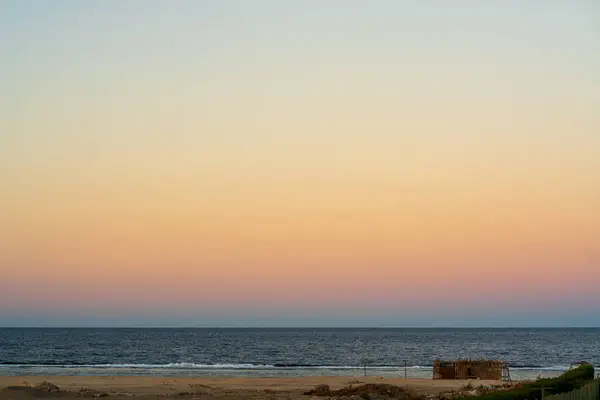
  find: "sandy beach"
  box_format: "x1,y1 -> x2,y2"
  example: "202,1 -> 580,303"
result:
0,376 -> 506,400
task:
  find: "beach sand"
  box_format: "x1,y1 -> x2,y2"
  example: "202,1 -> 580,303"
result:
0,376 -> 506,400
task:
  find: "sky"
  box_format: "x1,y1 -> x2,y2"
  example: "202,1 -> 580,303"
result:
1,0 -> 599,327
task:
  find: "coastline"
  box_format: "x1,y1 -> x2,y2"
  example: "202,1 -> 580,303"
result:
0,366 -> 563,382
2,327 -> 590,385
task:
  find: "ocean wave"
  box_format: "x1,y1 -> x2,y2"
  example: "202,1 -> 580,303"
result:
0,363 -> 270,369
510,365 -> 571,371
0,363 -> 426,370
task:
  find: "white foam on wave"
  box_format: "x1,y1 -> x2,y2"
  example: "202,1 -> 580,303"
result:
0,363 -> 430,370
512,366 -> 570,371
72,363 -> 274,369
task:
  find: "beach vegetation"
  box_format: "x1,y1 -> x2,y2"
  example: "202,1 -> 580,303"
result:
458,364 -> 595,400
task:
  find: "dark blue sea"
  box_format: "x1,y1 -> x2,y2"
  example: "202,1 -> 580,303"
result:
1,328 -> 598,380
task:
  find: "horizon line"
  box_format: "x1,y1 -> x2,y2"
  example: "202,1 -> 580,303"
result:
2,326 -> 599,329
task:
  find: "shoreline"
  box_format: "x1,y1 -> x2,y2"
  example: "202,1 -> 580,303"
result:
0,367 -> 561,382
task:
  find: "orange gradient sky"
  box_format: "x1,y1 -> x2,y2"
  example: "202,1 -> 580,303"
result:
1,1 -> 599,326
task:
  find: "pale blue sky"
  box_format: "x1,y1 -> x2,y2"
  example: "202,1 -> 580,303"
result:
3,0 -> 598,101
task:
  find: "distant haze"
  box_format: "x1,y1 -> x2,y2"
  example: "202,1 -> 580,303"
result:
1,1 -> 599,327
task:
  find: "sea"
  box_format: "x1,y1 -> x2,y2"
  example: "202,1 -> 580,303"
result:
1,328 -> 598,380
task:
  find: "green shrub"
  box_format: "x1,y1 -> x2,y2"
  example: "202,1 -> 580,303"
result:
530,364 -> 595,394
457,365 -> 595,400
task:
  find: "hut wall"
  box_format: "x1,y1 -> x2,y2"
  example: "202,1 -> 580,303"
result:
433,359 -> 507,380
433,360 -> 458,379
438,366 -> 457,379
